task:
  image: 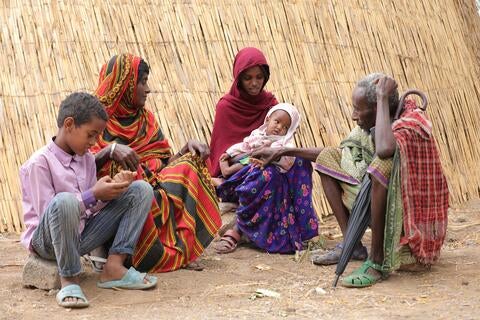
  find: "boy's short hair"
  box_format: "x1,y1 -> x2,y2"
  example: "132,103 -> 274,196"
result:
57,92 -> 108,128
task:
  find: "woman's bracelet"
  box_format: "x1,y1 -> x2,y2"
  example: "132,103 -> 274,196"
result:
109,143 -> 117,159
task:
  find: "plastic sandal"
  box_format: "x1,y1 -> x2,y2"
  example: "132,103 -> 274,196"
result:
341,259 -> 386,288
97,267 -> 157,290
83,254 -> 107,273
56,284 -> 89,308
311,243 -> 343,266
184,260 -> 205,271
214,229 -> 241,254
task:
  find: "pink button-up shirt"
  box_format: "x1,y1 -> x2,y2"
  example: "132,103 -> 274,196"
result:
20,139 -> 105,250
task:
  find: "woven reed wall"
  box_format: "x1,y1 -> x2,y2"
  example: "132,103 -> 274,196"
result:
1,0 -> 480,233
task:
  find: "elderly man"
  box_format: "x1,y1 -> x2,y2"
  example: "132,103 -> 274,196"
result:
251,73 -> 449,287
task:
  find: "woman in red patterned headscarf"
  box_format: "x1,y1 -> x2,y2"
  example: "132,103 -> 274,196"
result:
91,53 -> 221,272
208,47 -> 278,177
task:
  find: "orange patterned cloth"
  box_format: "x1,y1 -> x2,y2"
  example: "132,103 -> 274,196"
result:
91,53 -> 221,272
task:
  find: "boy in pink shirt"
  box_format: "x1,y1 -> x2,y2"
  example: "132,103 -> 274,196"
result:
20,92 -> 156,308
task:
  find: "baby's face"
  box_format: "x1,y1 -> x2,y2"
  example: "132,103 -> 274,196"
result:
265,110 -> 291,136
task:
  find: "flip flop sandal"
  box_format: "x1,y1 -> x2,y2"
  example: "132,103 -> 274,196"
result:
341,259 -> 387,288
214,229 -> 241,254
97,267 -> 157,290
56,284 -> 89,308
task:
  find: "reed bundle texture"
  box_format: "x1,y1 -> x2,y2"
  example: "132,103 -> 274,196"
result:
1,0 -> 479,232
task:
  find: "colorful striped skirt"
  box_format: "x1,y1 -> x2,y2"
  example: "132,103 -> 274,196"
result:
132,153 -> 222,272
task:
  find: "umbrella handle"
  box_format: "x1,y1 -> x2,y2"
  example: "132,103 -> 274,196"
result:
394,89 -> 428,120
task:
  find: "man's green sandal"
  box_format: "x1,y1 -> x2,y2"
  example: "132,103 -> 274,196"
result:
341,259 -> 386,288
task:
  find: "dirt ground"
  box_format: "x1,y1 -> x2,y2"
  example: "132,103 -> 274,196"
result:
1,200 -> 479,320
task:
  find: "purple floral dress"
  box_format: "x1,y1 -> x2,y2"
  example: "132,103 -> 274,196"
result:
217,158 -> 318,253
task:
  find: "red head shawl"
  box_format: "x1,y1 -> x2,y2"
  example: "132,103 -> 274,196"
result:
208,47 -> 278,176
91,53 -> 171,177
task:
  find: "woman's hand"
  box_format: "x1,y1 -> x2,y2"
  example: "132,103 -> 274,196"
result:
249,157 -> 265,168
219,153 -> 230,162
219,153 -> 230,171
183,139 -> 210,160
111,144 -> 140,171
250,147 -> 282,166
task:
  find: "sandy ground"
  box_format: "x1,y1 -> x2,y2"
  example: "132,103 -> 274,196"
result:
1,200 -> 479,320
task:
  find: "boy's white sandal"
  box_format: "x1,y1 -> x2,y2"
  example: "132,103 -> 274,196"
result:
56,284 -> 89,308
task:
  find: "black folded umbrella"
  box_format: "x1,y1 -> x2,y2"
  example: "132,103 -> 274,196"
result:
333,175 -> 372,287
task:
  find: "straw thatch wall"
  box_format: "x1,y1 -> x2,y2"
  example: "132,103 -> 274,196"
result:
1,1 -> 480,233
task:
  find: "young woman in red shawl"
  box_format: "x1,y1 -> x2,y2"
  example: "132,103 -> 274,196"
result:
91,53 -> 222,272
210,48 -> 319,254
208,47 -> 278,177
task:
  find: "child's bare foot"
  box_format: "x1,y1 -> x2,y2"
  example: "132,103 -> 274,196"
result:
99,254 -> 151,285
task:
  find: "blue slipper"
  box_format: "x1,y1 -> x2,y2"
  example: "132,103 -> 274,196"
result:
97,267 -> 157,290
56,284 -> 89,308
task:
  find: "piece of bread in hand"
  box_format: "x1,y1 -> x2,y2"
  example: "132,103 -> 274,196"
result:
113,170 -> 137,184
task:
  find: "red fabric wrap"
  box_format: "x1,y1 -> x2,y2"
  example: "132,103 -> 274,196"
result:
208,47 -> 278,176
393,100 -> 449,264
